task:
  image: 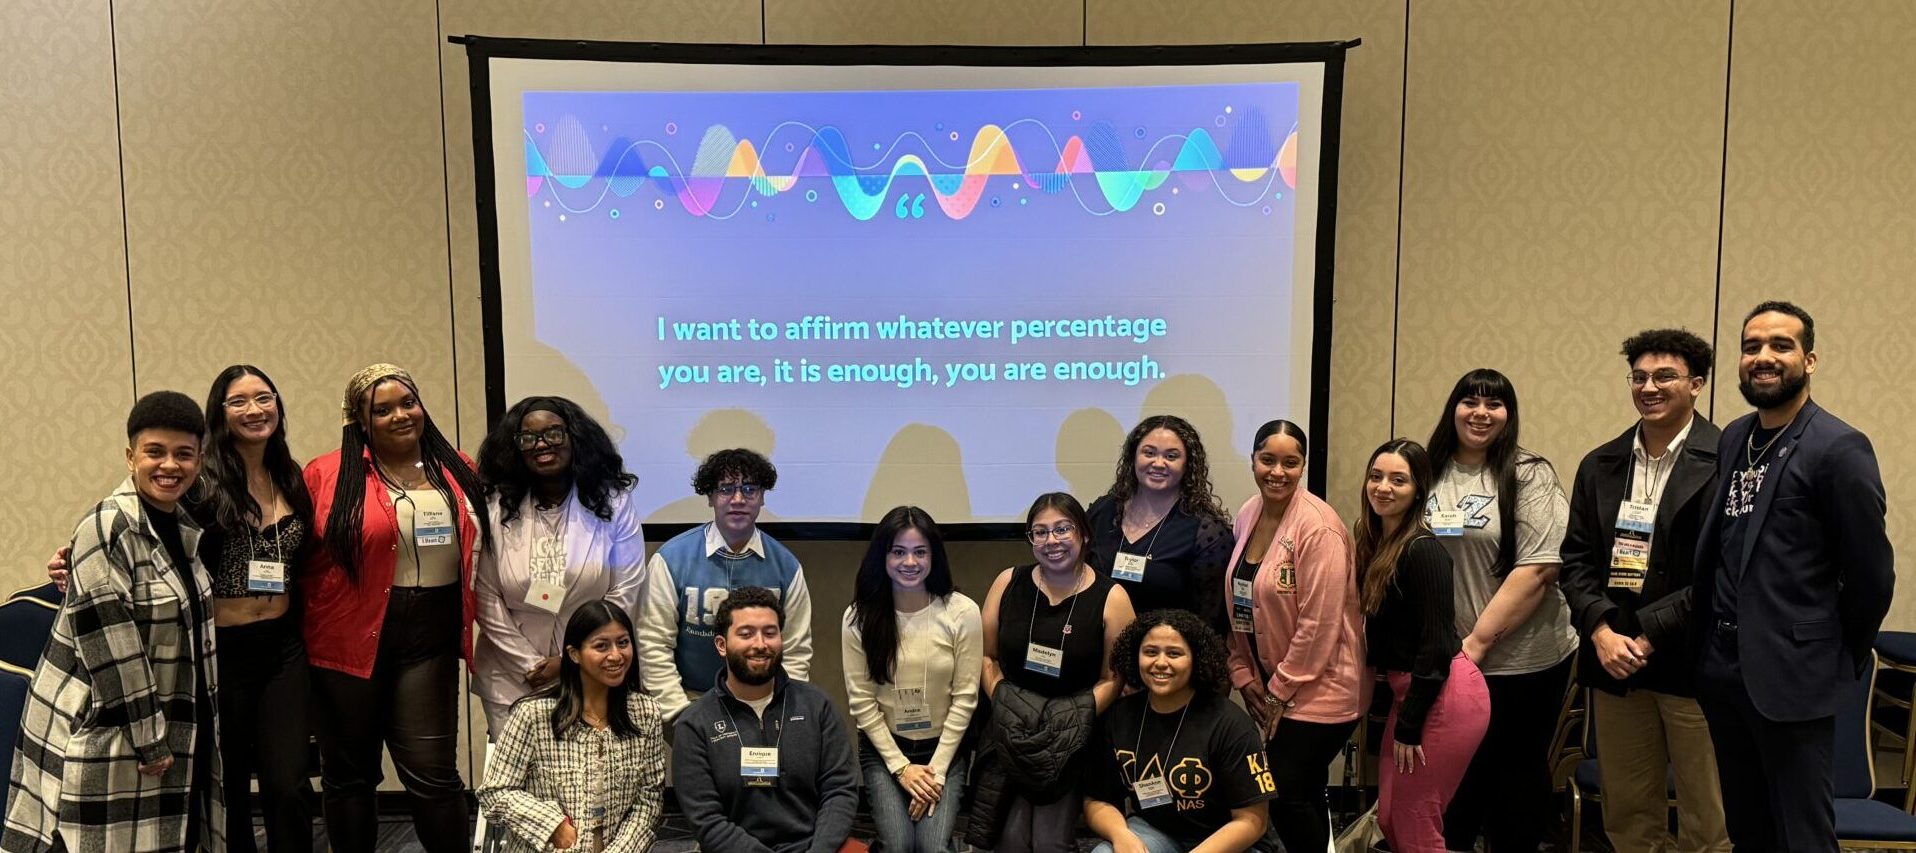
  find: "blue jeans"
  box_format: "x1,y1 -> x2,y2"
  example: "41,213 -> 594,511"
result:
858,733 -> 969,852
1090,815 -> 1194,853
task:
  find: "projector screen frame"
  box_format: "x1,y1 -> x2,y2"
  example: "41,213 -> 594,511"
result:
457,36 -> 1354,542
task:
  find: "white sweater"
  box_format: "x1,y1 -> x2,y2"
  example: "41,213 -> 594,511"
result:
839,593 -> 984,777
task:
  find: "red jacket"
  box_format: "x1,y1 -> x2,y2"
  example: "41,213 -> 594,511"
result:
300,448 -> 481,678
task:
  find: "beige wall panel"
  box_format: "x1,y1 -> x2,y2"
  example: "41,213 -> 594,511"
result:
1394,1 -> 1727,477
767,0 -> 1081,45
114,0 -> 455,466
0,0 -> 133,593
1717,0 -> 1916,628
1090,0 -> 1404,522
439,1 -> 761,449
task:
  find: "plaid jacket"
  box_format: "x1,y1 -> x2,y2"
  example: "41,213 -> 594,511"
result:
477,692 -> 666,853
2,479 -> 225,852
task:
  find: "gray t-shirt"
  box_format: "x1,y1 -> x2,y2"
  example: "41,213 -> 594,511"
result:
1426,453 -> 1577,676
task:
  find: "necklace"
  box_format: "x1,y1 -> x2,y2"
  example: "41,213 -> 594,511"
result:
1745,416 -> 1794,467
377,459 -> 428,490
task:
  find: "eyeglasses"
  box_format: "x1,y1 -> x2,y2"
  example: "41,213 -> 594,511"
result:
222,392 -> 279,411
1027,522 -> 1078,543
1627,370 -> 1693,388
513,426 -> 568,450
713,483 -> 762,499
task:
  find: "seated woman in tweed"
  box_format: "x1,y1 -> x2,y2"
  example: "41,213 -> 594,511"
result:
478,599 -> 666,852
3,392 -> 225,852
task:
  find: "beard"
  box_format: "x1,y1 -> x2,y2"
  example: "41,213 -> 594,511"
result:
725,646 -> 782,686
1738,368 -> 1809,409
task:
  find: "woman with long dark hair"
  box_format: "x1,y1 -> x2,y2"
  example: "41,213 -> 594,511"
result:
42,366 -> 317,851
302,363 -> 490,852
1083,610 -> 1276,853
1224,420 -> 1365,853
841,506 -> 983,852
473,396 -> 643,735
1354,439 -> 1489,853
1423,369 -> 1574,853
1086,415 -> 1235,635
477,600 -> 666,852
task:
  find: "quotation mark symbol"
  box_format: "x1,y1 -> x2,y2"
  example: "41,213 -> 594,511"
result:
893,193 -> 926,219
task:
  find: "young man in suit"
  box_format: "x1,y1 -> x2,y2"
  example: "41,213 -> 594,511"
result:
1560,328 -> 1729,853
1692,301 -> 1894,853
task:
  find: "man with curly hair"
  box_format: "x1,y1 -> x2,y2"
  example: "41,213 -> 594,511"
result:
636,449 -> 814,722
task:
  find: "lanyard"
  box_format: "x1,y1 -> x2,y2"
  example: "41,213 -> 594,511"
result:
1122,503 -> 1174,559
1130,700 -> 1191,784
721,690 -> 786,748
1026,567 -> 1087,650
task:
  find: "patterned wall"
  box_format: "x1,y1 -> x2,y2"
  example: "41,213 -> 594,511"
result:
2,0 -> 1909,686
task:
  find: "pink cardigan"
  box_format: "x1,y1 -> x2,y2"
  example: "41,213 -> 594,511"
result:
1224,490 -> 1367,724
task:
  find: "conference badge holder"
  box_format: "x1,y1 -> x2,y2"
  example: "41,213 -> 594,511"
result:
415,508 -> 454,547
1608,500 -> 1655,591
892,688 -> 933,734
1024,642 -> 1064,677
1432,509 -> 1467,538
741,746 -> 779,787
524,578 -> 566,615
1112,552 -> 1150,583
246,560 -> 286,595
1134,775 -> 1173,810
1231,577 -> 1256,634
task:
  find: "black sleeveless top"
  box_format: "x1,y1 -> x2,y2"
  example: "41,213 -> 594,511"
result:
996,565 -> 1115,697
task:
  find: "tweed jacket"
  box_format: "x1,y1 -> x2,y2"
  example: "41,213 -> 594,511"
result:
477,692 -> 667,853
2,479 -> 225,853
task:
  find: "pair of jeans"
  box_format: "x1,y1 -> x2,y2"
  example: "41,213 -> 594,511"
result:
1265,715 -> 1359,853
310,585 -> 468,853
1089,815 -> 1199,853
857,733 -> 968,852
217,613 -> 315,852
1441,653 -> 1574,853
995,790 -> 1084,853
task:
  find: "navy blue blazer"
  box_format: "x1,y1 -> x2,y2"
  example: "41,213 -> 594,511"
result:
1691,398 -> 1893,722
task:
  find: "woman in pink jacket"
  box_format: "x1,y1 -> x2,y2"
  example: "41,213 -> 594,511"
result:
1225,419 -> 1366,853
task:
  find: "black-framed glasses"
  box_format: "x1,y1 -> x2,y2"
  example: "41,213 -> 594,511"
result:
1027,522 -> 1078,543
1627,370 -> 1692,388
712,483 -> 762,499
222,392 -> 279,411
514,426 -> 568,450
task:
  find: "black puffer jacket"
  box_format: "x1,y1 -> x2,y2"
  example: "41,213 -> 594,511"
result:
963,681 -> 1099,849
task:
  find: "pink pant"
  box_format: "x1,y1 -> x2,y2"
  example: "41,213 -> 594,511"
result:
1379,653 -> 1492,853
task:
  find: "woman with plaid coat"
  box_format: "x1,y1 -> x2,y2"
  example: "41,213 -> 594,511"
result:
3,392 -> 225,852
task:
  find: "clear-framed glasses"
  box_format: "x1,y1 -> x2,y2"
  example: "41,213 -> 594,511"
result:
513,425 -> 568,450
222,392 -> 279,411
1627,370 -> 1691,388
1027,522 -> 1078,543
713,483 -> 762,499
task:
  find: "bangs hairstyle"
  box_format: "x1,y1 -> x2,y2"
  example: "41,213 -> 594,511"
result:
479,396 -> 636,526
1353,438 -> 1436,614
1107,415 -> 1228,525
850,506 -> 954,685
127,391 -> 205,440
1620,328 -> 1713,381
540,600 -> 644,739
692,448 -> 778,495
1426,368 -> 1543,576
200,365 -> 313,535
324,373 -> 491,579
1111,609 -> 1232,697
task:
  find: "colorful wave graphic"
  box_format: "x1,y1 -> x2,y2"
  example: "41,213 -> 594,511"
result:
526,111 -> 1297,221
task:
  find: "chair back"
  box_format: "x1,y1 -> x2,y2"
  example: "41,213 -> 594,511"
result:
1835,651 -> 1879,800
0,598 -> 56,670
4,583 -> 61,607
0,666 -> 30,816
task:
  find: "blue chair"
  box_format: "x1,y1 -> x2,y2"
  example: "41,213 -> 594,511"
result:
1552,687 -> 1681,853
4,582 -> 60,607
1874,632 -> 1916,810
0,597 -> 56,671
0,665 -> 30,817
1836,651 -> 1916,848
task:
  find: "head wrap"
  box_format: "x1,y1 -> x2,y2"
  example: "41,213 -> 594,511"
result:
340,363 -> 418,426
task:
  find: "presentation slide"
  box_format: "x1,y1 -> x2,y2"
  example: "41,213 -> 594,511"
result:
482,56 -> 1333,526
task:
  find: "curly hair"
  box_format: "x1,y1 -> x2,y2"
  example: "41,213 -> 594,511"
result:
478,396 -> 636,526
1111,609 -> 1232,697
691,448 -> 778,495
1106,415 -> 1228,524
1621,328 -> 1713,380
127,390 -> 205,439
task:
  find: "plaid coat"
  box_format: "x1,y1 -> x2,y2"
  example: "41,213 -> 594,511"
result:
2,479 -> 225,852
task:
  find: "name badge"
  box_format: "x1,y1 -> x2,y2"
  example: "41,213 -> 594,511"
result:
414,508 -> 453,547
1616,500 -> 1656,535
893,687 -> 933,734
246,559 -> 286,594
1024,642 -> 1065,677
1112,552 -> 1149,583
1231,577 -> 1256,633
523,578 -> 566,614
1134,775 -> 1174,810
1431,509 -> 1467,537
741,746 -> 779,787
1609,539 -> 1650,591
